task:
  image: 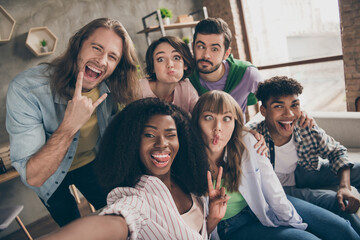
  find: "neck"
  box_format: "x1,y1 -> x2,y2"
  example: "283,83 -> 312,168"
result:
150,81 -> 177,102
206,147 -> 224,166
266,123 -> 292,146
199,62 -> 225,82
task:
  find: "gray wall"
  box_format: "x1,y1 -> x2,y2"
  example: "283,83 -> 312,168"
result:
0,0 -> 202,237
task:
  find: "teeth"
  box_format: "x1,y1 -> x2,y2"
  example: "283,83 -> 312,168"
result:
152,154 -> 169,158
279,121 -> 292,125
87,65 -> 102,73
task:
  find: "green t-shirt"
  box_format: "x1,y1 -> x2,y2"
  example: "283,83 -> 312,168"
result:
214,179 -> 248,220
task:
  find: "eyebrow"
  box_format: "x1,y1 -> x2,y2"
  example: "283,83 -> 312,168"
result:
195,40 -> 221,48
143,125 -> 177,132
154,49 -> 179,56
270,99 -> 300,105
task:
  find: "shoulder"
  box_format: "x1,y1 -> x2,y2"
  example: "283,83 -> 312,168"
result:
242,131 -> 258,148
9,65 -> 51,93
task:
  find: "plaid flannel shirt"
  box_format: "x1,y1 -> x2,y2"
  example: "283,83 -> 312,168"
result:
249,120 -> 353,174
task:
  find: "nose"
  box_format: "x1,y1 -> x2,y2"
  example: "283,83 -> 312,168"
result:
283,108 -> 294,117
167,59 -> 174,68
97,53 -> 107,67
213,119 -> 222,132
202,48 -> 211,59
155,135 -> 168,148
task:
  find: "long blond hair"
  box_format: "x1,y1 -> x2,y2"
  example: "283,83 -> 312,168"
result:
192,90 -> 248,192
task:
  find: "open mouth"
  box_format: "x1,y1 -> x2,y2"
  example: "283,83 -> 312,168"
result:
151,153 -> 170,167
278,120 -> 294,131
84,65 -> 103,80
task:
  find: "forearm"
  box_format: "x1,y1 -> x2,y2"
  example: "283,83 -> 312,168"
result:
206,216 -> 221,234
26,123 -> 77,187
338,166 -> 351,190
40,215 -> 128,240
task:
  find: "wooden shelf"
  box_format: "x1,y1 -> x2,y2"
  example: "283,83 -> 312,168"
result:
25,26 -> 58,57
0,168 -> 19,184
0,5 -> 16,43
137,21 -> 199,34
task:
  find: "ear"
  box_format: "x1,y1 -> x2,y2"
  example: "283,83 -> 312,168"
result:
260,105 -> 266,117
184,64 -> 188,71
224,47 -> 231,60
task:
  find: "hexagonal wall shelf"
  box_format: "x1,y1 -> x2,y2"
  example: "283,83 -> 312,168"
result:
0,5 -> 16,43
25,26 -> 58,57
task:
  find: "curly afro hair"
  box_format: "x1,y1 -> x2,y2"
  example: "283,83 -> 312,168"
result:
256,76 -> 303,107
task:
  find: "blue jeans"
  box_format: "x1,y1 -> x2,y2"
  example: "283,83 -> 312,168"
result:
217,205 -> 318,240
290,161 -> 360,234
217,197 -> 359,240
40,161 -> 107,227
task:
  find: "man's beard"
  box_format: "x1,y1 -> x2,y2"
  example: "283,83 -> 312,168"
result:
196,59 -> 222,74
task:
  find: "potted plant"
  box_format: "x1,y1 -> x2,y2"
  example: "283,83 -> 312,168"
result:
182,37 -> 192,52
40,39 -> 48,53
157,7 -> 173,25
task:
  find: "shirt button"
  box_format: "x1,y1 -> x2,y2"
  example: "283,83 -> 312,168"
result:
73,138 -> 78,141
61,171 -> 65,174
68,156 -> 73,159
46,193 -> 50,196
55,181 -> 59,184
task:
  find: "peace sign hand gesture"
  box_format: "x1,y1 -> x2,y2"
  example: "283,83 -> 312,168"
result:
62,72 -> 107,135
206,167 -> 230,233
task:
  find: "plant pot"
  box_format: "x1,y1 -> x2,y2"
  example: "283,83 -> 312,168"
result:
40,46 -> 48,53
163,17 -> 170,25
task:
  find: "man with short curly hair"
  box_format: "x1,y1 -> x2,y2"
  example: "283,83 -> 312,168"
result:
250,76 -> 360,234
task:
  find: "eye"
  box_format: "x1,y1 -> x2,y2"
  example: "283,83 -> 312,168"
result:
212,47 -> 219,52
274,105 -> 283,109
144,133 -> 155,138
93,46 -> 101,52
167,132 -> 178,138
204,115 -> 213,121
223,116 -> 232,122
174,55 -> 181,61
109,55 -> 118,61
156,57 -> 164,63
197,45 -> 205,50
292,103 -> 300,108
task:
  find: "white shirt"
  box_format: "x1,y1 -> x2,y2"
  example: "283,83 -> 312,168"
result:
274,135 -> 299,186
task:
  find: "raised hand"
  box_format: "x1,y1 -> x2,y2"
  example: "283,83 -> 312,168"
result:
62,72 -> 107,134
206,167 -> 230,233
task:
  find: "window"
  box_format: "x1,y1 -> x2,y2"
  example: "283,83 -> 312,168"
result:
242,0 -> 345,111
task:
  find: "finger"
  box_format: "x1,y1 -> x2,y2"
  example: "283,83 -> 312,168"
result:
215,167 -> 223,190
93,93 -> 108,108
220,187 -> 226,198
207,171 -> 213,192
210,195 -> 231,205
253,135 -> 264,149
257,144 -> 268,156
74,72 -> 84,99
337,194 -> 346,211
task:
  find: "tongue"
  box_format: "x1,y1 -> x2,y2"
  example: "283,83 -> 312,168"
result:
153,155 -> 170,162
85,67 -> 99,78
282,123 -> 291,131
212,136 -> 219,145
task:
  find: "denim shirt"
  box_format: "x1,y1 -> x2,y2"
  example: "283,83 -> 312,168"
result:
6,65 -> 118,204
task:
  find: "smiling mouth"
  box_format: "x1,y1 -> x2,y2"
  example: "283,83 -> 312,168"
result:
151,153 -> 170,167
278,121 -> 294,131
84,65 -> 103,80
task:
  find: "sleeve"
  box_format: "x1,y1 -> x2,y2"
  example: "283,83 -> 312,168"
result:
246,67 -> 262,106
243,133 -> 307,229
313,126 -> 351,173
187,79 -> 199,113
6,80 -> 46,182
100,194 -> 147,240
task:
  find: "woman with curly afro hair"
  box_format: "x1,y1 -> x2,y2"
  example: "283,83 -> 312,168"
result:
42,98 -> 229,240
